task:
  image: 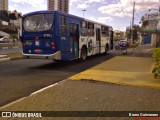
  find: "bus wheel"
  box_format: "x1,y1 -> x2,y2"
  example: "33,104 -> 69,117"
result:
104,45 -> 108,55
80,47 -> 87,62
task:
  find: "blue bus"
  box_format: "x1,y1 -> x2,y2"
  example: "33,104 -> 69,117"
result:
20,10 -> 113,61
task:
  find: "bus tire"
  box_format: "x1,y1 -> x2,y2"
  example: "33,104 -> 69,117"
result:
80,46 -> 87,62
104,44 -> 108,55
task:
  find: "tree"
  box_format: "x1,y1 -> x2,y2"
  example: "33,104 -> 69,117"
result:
9,13 -> 17,20
0,10 -> 10,22
126,25 -> 141,42
10,34 -> 18,46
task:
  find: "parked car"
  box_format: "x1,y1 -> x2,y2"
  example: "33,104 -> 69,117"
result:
115,40 -> 129,50
0,37 -> 9,43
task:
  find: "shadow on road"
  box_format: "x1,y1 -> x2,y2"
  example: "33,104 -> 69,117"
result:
29,53 -> 115,73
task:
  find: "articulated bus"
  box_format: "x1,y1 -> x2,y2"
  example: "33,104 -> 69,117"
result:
20,10 -> 113,61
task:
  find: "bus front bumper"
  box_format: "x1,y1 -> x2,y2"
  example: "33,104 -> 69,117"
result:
23,51 -> 61,60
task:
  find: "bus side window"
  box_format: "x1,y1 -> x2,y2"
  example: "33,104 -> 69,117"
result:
105,27 -> 109,37
101,26 -> 109,37
61,16 -> 66,36
81,21 -> 87,36
88,22 -> 94,36
101,26 -> 107,37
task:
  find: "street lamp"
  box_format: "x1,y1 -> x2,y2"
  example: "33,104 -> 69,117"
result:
82,10 -> 86,18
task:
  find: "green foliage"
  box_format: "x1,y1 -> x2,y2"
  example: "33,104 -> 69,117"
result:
9,13 -> 17,20
0,25 -> 18,34
0,10 -> 21,22
10,34 -> 17,40
0,10 -> 10,22
153,48 -> 160,64
152,48 -> 160,77
126,25 -> 141,41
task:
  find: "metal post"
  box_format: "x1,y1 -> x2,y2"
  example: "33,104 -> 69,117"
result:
82,10 -> 86,18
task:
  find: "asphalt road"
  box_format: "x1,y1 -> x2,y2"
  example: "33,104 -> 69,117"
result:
0,53 -> 114,107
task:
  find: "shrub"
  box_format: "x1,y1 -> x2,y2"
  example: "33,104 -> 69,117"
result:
153,48 -> 160,65
152,48 -> 160,76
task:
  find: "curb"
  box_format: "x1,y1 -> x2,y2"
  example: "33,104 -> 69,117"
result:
0,56 -> 23,63
1,47 -> 9,49
10,56 -> 23,60
0,46 -> 21,49
0,55 -> 7,58
0,58 -> 11,62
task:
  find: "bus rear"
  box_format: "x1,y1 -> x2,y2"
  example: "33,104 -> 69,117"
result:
21,11 -> 61,60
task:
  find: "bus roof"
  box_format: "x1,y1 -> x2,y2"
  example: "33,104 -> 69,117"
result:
23,10 -> 113,30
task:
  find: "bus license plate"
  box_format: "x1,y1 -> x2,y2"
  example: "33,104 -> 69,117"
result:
35,41 -> 39,46
35,49 -> 42,53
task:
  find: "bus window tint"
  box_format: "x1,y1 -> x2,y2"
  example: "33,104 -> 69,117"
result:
101,26 -> 109,37
81,21 -> 87,36
61,16 -> 66,36
88,22 -> 94,36
106,27 -> 109,36
23,14 -> 53,32
101,26 -> 107,37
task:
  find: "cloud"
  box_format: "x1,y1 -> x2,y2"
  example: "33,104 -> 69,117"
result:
77,4 -> 88,9
98,3 -> 132,17
10,0 -> 46,9
71,0 -> 105,6
89,16 -> 113,24
88,0 -> 104,3
98,0 -> 160,17
70,0 -> 78,5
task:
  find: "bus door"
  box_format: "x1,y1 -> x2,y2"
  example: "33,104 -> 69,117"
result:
96,28 -> 101,54
60,16 -> 70,60
69,23 -> 79,59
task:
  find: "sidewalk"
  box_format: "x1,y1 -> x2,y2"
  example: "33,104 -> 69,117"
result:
69,44 -> 157,89
69,56 -> 156,88
0,52 -> 23,62
0,42 -> 23,62
1,44 -> 160,119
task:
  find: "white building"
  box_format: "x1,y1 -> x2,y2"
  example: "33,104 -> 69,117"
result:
8,10 -> 22,26
142,12 -> 160,31
48,0 -> 69,13
141,11 -> 160,47
0,0 -> 8,11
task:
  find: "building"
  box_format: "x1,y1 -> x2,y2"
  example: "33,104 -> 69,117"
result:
0,0 -> 8,11
114,30 -> 127,42
48,0 -> 69,13
141,10 -> 160,47
9,10 -> 22,27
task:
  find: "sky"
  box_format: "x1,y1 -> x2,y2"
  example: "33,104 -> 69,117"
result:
8,0 -> 160,31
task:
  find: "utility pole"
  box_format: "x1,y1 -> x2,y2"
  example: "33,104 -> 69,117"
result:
131,1 -> 135,44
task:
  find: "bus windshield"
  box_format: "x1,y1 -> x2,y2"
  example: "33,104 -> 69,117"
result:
23,13 -> 54,32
